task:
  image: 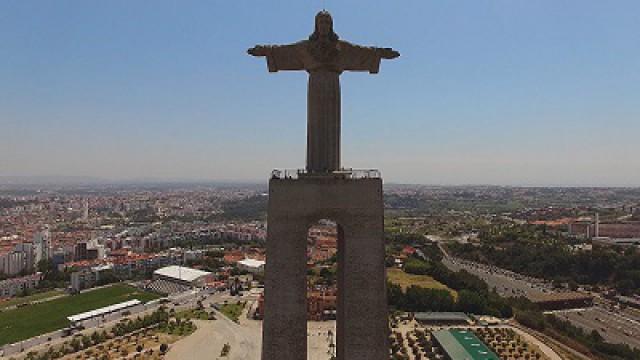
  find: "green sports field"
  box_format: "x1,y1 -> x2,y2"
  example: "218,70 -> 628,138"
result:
0,289 -> 65,310
0,284 -> 160,346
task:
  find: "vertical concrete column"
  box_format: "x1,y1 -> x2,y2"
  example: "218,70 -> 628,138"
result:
336,226 -> 346,359
262,185 -> 308,360
339,190 -> 387,360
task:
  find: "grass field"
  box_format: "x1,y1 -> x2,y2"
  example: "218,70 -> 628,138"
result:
387,268 -> 458,298
0,283 -> 160,346
0,289 -> 65,310
218,302 -> 244,322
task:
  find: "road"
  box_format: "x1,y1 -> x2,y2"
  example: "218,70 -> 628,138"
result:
441,255 -> 553,299
552,307 -> 640,349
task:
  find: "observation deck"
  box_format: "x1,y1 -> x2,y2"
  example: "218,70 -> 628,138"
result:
270,168 -> 381,180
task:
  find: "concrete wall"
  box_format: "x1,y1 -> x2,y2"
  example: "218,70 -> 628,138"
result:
262,176 -> 387,360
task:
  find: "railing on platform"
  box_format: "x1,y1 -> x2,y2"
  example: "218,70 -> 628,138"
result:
271,168 -> 381,180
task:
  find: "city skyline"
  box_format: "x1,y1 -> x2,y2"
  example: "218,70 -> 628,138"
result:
2,1 -> 639,186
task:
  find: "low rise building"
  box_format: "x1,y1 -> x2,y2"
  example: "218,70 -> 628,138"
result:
414,312 -> 473,326
529,291 -> 593,310
307,289 -> 337,321
70,265 -> 113,292
256,287 -> 337,321
0,273 -> 42,298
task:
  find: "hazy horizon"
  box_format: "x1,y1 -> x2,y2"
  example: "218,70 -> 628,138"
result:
1,174 -> 639,188
2,1 -> 639,186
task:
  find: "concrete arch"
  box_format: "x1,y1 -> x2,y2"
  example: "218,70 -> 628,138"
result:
262,177 -> 387,360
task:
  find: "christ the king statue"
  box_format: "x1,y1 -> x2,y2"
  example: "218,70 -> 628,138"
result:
248,10 -> 399,174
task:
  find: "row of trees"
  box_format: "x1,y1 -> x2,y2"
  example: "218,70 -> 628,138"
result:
385,231 -> 512,317
387,259 -> 512,317
36,259 -> 70,289
111,308 -> 169,337
388,282 -> 512,318
449,224 -> 640,295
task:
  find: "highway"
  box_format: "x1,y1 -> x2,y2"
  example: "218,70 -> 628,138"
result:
552,307 -> 640,349
441,255 -> 553,299
439,243 -> 640,350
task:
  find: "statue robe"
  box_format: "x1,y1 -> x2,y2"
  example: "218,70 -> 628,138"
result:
263,40 -> 383,173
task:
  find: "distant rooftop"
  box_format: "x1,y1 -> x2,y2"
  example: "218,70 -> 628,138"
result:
238,258 -> 265,268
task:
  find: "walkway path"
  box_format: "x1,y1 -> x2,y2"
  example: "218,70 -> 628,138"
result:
510,325 -> 562,360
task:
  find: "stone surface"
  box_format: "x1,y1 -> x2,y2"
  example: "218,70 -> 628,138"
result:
263,177 -> 386,360
248,11 -> 399,174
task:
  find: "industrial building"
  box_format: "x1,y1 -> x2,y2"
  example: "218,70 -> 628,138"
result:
569,213 -> 640,241
529,291 -> 593,310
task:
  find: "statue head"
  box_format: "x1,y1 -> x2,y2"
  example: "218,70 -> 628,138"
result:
309,10 -> 339,42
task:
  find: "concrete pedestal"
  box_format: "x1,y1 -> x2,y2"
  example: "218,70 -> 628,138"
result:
262,176 -> 387,360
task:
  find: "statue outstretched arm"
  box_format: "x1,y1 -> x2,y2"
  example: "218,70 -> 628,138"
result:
248,43 -> 305,72
377,47 -> 400,59
339,41 -> 399,73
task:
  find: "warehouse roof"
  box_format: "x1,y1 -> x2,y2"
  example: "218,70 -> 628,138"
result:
153,266 -> 211,282
414,312 -> 471,323
433,329 -> 499,360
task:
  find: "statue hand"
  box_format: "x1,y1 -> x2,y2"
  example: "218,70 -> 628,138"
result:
379,48 -> 400,59
248,45 -> 269,57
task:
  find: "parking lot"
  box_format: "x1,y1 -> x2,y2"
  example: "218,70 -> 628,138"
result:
442,256 -> 553,299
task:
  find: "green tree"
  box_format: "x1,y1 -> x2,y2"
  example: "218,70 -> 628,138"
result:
456,290 -> 488,314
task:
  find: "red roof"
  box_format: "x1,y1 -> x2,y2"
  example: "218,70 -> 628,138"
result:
402,246 -> 416,255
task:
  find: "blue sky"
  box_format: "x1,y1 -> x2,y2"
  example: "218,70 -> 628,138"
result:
1,1 -> 639,185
